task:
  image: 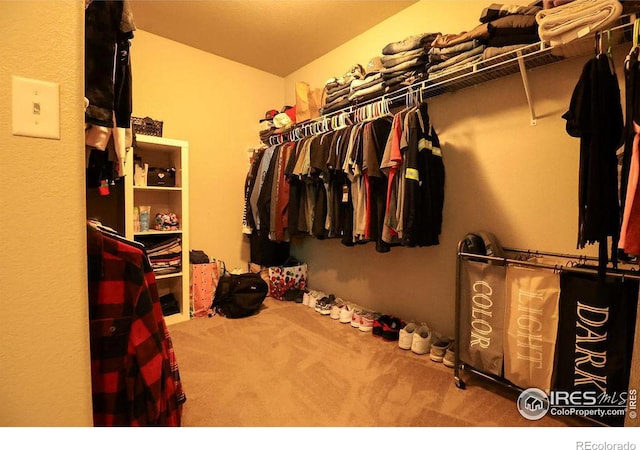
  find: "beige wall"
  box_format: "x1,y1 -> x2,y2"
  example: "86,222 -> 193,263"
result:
0,1 -> 92,426
283,0 -> 604,337
131,30 -> 284,271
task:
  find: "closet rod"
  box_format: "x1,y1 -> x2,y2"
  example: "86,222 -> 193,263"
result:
502,246 -> 599,262
458,251 -> 640,280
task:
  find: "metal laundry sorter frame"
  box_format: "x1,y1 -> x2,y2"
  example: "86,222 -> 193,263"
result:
453,240 -> 640,426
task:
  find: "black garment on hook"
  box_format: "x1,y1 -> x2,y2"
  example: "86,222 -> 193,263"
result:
562,53 -> 624,274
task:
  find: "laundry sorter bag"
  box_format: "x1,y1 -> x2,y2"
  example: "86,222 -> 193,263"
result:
503,265 -> 560,393
190,262 -> 220,318
459,259 -> 507,377
553,272 -> 638,426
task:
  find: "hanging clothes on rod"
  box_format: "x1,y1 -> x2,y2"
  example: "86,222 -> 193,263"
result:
562,31 -> 624,274
245,91 -> 446,253
619,18 -> 640,259
85,0 -> 136,182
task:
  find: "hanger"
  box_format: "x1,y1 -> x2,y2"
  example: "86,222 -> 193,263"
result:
87,219 -> 145,250
626,18 -> 640,70
405,87 -> 414,109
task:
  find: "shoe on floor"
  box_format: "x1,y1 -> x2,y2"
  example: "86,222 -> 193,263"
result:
398,322 -> 417,350
314,293 -> 331,313
330,298 -> 346,320
308,290 -> 324,309
359,311 -> 380,332
378,315 -> 405,341
339,303 -> 354,324
351,308 -> 364,328
443,341 -> 456,368
317,294 -> 335,315
430,336 -> 453,363
302,290 -> 311,306
372,315 -> 385,337
411,324 -> 432,355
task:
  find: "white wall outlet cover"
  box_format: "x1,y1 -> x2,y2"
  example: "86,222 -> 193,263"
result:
11,76 -> 60,140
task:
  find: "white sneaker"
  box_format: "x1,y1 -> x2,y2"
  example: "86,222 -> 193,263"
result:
302,290 -> 312,306
351,307 -> 364,328
398,322 -> 417,350
339,303 -> 353,324
330,298 -> 345,320
308,291 -> 324,310
359,311 -> 379,332
411,324 -> 432,355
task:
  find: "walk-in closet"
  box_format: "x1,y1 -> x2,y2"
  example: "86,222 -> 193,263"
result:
3,0 -> 640,441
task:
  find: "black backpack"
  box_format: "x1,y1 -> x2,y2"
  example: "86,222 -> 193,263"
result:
210,273 -> 269,318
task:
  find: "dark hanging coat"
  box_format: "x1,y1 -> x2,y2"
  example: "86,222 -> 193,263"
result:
562,53 -> 624,270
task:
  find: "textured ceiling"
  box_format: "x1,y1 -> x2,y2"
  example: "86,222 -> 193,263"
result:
128,0 -> 417,77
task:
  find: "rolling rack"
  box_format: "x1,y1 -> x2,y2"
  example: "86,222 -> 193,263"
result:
453,240 -> 640,426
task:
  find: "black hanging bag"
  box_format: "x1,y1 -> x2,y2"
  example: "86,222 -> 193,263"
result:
210,273 -> 269,318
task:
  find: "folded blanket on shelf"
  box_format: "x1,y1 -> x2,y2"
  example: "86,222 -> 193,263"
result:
482,43 -> 529,60
543,0 -> 577,8
428,39 -> 482,63
480,3 -> 542,23
428,55 -> 484,78
381,47 -> 426,67
380,56 -> 429,76
383,72 -> 428,94
427,44 -> 486,74
431,24 -> 491,48
382,32 -> 440,55
536,0 -> 623,46
350,73 -> 383,93
348,81 -> 385,102
382,70 -> 426,90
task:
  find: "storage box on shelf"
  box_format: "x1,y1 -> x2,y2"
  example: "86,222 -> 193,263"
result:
124,134 -> 190,325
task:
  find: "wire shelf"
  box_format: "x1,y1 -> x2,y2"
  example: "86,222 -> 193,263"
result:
272,13 -> 637,144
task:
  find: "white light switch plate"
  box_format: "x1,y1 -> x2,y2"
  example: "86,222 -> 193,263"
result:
12,76 -> 60,139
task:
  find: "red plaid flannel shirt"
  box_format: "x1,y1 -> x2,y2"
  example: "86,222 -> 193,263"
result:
88,227 -> 186,426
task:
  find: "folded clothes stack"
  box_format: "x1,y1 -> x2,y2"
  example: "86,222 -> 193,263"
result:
348,56 -> 386,104
147,237 -> 182,275
321,64 -> 365,115
428,3 -> 541,79
427,40 -> 486,79
380,32 -> 440,93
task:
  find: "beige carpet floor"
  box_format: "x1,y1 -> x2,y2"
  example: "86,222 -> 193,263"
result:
167,297 -> 590,427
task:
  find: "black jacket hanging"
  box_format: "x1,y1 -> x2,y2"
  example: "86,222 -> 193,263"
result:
562,53 -> 624,272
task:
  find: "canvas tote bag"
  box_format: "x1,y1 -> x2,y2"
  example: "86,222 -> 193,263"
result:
504,264 -> 560,393
459,259 -> 507,377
